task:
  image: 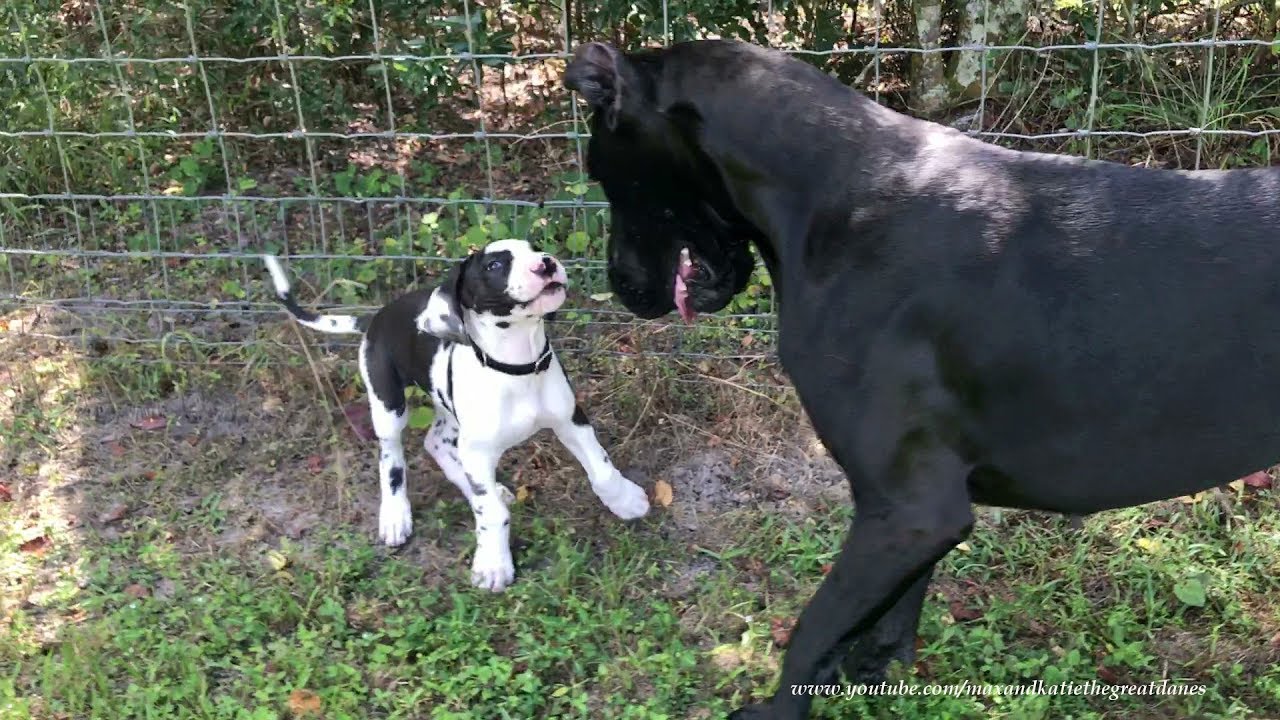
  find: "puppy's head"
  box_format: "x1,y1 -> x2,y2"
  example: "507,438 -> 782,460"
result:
419,239 -> 568,344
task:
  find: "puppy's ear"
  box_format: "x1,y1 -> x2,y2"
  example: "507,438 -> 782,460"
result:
418,254 -> 474,345
564,41 -> 624,130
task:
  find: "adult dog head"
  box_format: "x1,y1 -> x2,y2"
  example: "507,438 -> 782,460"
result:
563,41 -> 775,322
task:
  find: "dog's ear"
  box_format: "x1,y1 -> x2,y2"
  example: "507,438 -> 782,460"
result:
418,254 -> 474,345
564,41 -> 624,130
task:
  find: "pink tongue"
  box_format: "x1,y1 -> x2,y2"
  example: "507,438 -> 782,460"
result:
674,274 -> 696,324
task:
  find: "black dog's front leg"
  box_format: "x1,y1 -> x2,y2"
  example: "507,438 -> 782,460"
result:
730,446 -> 973,720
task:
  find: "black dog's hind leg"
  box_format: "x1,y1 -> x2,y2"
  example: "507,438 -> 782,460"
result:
840,565 -> 934,684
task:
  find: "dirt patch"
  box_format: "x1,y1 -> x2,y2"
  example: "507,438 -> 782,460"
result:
1151,627 -> 1278,676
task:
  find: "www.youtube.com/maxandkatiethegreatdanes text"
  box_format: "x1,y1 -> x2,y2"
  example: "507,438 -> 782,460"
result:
791,679 -> 1209,701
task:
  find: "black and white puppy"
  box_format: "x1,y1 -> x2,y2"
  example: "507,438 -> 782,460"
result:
262,239 -> 650,590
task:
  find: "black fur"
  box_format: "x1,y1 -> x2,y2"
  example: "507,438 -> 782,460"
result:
566,38 -> 1280,720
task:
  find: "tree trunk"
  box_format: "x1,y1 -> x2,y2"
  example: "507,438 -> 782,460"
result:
911,0 -> 1040,117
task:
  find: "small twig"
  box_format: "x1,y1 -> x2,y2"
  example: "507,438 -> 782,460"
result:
617,370 -> 656,451
672,358 -> 794,412
662,412 -> 803,468
286,323 -> 354,500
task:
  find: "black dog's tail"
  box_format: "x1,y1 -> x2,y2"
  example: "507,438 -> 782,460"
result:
262,255 -> 367,334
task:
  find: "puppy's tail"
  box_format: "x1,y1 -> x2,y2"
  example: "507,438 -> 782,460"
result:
262,254 -> 367,334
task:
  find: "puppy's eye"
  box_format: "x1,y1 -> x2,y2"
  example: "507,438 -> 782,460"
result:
486,260 -> 504,272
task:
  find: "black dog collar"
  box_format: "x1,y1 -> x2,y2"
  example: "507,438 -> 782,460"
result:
472,339 -> 554,376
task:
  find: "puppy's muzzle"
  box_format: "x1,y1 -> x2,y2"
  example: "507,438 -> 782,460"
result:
533,255 -> 559,278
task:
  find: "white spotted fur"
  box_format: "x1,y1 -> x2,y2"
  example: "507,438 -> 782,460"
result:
266,240 -> 649,592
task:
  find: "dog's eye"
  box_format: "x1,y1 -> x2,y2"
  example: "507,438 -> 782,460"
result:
486,260 -> 504,272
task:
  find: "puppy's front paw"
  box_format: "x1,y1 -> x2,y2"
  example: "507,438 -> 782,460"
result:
379,494 -> 413,547
601,476 -> 650,520
470,544 -> 515,592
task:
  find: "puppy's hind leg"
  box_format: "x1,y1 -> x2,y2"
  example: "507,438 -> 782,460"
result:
454,443 -> 516,592
425,414 -> 514,507
358,339 -> 413,546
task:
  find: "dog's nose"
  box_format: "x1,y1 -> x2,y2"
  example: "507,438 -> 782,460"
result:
533,255 -> 558,277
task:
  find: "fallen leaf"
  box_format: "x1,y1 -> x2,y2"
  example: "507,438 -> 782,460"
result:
123,583 -> 150,599
1227,479 -> 1245,492
709,643 -> 752,671
141,471 -> 157,482
819,563 -> 833,575
262,396 -> 283,414
1135,537 -> 1161,553
1242,471 -> 1273,489
341,402 -> 375,442
130,414 -> 167,431
1027,619 -> 1053,636
306,455 -> 326,474
98,502 -> 128,524
653,480 -> 674,507
770,617 -> 795,648
954,542 -> 971,553
1179,492 -> 1208,505
1096,662 -> 1120,684
108,442 -> 126,458
19,535 -> 50,554
588,292 -> 613,302
0,484 -> 11,502
267,550 -> 290,572
515,485 -> 530,503
948,600 -> 984,622
288,688 -> 323,717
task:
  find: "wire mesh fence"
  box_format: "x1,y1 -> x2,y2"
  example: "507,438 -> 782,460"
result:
1,0 -> 1277,378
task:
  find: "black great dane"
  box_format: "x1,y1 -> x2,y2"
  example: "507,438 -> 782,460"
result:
564,39 -> 1280,719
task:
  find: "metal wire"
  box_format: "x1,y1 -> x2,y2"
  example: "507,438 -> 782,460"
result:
2,0 -> 1274,388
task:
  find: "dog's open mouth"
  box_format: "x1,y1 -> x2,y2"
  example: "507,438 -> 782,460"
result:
674,247 -> 705,324
540,281 -> 566,296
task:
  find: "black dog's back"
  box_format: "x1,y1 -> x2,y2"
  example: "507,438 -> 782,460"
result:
810,133 -> 1280,512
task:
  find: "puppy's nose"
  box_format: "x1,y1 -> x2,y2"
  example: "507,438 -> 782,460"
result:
533,255 -> 558,277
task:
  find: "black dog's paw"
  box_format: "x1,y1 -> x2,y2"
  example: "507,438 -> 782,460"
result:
841,660 -> 889,686
728,704 -> 775,720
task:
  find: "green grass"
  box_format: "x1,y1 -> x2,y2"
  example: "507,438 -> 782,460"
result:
2,3 -> 1279,716
2,339 -> 1278,720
